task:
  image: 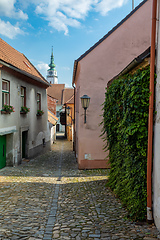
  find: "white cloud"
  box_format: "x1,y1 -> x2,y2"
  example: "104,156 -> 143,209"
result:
96,0 -> 128,16
0,0 -> 129,36
62,66 -> 70,71
0,0 -> 28,20
48,11 -> 80,35
36,62 -> 49,77
0,19 -> 25,39
35,0 -> 85,35
34,0 -> 128,35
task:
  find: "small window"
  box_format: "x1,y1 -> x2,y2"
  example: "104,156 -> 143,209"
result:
21,87 -> 26,107
23,61 -> 31,69
2,80 -> 10,107
37,93 -> 41,111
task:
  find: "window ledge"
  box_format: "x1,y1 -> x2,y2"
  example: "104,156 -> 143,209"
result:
20,111 -> 27,114
1,110 -> 11,114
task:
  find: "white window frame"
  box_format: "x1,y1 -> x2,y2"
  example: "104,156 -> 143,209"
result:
2,80 -> 10,107
37,93 -> 41,111
21,86 -> 26,107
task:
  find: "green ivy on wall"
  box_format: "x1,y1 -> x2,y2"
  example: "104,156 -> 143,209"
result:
102,66 -> 151,220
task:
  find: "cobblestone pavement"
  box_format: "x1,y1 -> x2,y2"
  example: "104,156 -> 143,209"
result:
0,137 -> 159,240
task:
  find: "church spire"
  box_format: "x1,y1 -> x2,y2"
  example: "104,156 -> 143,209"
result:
47,46 -> 58,84
49,46 -> 56,70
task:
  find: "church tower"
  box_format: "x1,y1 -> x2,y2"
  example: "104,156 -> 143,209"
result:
47,47 -> 58,84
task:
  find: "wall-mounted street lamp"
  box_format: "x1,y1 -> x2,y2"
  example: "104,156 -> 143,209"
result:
66,106 -> 74,123
80,94 -> 90,124
66,106 -> 71,116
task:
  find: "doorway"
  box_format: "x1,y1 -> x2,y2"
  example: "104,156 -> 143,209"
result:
0,135 -> 6,169
22,131 -> 28,159
56,124 -> 60,132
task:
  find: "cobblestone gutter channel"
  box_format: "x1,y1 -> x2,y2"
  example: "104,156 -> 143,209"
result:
0,138 -> 160,239
43,143 -> 63,240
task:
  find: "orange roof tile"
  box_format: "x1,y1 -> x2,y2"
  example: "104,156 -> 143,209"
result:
62,88 -> 74,104
47,84 -> 65,105
65,94 -> 74,104
0,38 -> 49,85
48,110 -> 58,125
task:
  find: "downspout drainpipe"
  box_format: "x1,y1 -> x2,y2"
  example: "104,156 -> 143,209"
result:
147,0 -> 157,223
73,85 -> 76,151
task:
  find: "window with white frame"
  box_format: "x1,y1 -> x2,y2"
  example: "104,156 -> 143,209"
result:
37,93 -> 41,110
21,87 -> 26,107
2,80 -> 10,107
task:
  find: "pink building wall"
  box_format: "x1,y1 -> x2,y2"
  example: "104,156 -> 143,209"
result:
73,0 -> 152,169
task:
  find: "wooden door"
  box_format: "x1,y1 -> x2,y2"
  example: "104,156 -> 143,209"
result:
0,135 -> 6,169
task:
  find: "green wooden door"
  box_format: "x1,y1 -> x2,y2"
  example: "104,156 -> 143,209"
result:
0,135 -> 6,169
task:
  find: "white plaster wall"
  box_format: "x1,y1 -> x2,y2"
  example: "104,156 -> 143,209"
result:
50,124 -> 56,143
0,68 -> 50,164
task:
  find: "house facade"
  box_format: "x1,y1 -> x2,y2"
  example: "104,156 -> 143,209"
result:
48,110 -> 58,144
61,88 -> 74,141
0,38 -> 50,168
65,94 -> 74,142
72,0 -> 152,169
47,84 -> 65,132
47,94 -> 58,143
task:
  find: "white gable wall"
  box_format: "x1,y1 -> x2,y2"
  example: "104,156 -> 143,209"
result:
0,68 -> 50,166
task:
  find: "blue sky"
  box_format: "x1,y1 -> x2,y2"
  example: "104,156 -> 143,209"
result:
0,0 -> 143,87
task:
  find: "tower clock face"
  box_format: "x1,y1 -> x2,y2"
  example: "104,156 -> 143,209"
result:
49,71 -> 53,75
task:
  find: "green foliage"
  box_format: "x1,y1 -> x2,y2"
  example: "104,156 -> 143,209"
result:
102,66 -> 151,221
37,109 -> 44,116
21,106 -> 30,113
2,104 -> 15,113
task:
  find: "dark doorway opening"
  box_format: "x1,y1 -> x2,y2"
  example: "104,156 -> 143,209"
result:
56,124 -> 60,132
22,131 -> 28,159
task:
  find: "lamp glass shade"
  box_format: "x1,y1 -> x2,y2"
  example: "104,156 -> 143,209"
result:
66,106 -> 70,115
80,95 -> 90,109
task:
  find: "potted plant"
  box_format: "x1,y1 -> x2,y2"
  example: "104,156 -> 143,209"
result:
1,104 -> 15,114
20,106 -> 30,114
37,109 -> 44,116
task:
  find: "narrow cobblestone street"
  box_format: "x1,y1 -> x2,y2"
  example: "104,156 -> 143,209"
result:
0,137 -> 159,240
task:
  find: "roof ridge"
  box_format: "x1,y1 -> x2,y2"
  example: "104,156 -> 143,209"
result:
0,38 -> 49,86
47,93 -> 58,100
0,37 -> 24,56
0,38 -> 24,68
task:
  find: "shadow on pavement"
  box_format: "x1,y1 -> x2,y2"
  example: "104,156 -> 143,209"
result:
56,132 -> 66,140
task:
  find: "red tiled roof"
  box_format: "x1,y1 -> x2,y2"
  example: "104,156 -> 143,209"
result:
48,110 -> 58,125
65,94 -> 74,104
47,84 -> 65,105
0,38 -> 49,85
62,88 -> 74,104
